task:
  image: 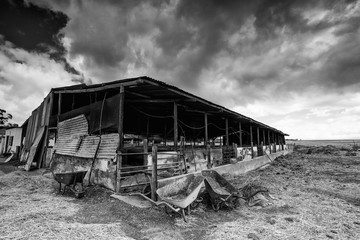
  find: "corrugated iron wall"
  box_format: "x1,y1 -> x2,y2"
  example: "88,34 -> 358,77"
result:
54,114 -> 119,159
21,94 -> 52,165
52,114 -> 119,190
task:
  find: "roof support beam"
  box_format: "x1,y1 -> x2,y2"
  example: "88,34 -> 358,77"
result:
54,80 -> 142,94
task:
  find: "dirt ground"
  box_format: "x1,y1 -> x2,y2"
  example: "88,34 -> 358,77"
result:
1,145 -> 360,240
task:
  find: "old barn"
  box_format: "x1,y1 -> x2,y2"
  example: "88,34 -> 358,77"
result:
20,76 -> 288,191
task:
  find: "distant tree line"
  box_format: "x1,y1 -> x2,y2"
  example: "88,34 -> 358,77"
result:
0,108 -> 17,127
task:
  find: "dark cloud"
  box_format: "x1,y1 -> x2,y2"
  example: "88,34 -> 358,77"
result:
0,0 -> 80,75
11,0 -> 360,96
321,28 -> 360,89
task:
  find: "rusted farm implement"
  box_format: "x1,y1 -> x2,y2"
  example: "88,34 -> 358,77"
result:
131,174 -> 204,222
202,170 -> 240,211
52,170 -> 88,198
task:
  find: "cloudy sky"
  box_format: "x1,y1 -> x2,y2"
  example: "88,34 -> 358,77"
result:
0,0 -> 359,140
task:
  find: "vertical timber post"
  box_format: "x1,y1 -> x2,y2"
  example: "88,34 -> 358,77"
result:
207,144 -> 211,169
143,139 -> 148,165
174,102 -> 178,151
256,127 -> 260,146
151,145 -> 158,201
116,85 -> 125,194
268,130 -> 271,154
239,122 -> 242,147
233,143 -> 238,159
263,129 -> 266,145
118,86 -> 125,150
116,153 -> 122,194
225,118 -> 229,146
57,93 -> 62,131
250,125 -> 254,158
204,113 -> 208,147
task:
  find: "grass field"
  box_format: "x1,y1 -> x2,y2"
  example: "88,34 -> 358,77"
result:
1,144 -> 359,239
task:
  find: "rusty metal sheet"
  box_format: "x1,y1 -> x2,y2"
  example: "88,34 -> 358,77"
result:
57,114 -> 88,137
97,133 -> 119,159
54,115 -> 118,160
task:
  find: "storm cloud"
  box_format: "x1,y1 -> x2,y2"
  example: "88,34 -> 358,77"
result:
1,0 -> 360,139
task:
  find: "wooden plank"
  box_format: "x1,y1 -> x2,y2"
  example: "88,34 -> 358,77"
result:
118,86 -> 125,150
116,153 -> 122,194
256,126 -> 260,146
151,146 -> 158,201
173,102 -> 178,151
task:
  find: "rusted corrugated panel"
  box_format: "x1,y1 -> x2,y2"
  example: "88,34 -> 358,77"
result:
54,115 -> 118,160
57,114 -> 88,137
97,133 -> 119,159
55,135 -> 100,158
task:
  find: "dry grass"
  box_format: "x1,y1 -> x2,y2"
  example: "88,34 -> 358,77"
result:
0,171 -> 132,240
1,147 -> 360,240
205,151 -> 360,240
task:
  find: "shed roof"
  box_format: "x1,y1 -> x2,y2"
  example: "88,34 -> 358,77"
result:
52,76 -> 288,136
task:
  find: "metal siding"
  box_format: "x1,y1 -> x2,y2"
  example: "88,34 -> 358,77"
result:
97,133 -> 119,159
57,114 -> 88,137
54,115 -> 118,160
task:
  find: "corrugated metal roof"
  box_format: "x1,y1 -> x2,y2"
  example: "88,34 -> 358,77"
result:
52,76 -> 287,135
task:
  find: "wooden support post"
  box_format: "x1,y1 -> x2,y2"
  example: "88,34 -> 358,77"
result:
225,118 -> 229,146
250,125 -> 254,158
116,153 -> 122,194
173,102 -> 178,151
262,129 -> 266,145
204,113 -> 208,147
118,86 -> 125,150
268,130 -> 271,154
151,146 -> 158,201
146,117 -> 150,141
273,132 -> 276,153
58,93 -> 62,116
239,122 -> 242,147
180,136 -> 187,174
164,124 -> 167,146
143,139 -> 148,165
233,143 -> 238,159
207,145 -> 211,169
256,126 -> 260,146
